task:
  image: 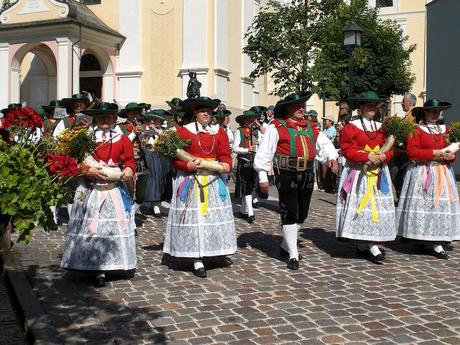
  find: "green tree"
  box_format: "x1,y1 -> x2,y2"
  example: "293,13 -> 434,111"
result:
244,0 -> 339,97
244,0 -> 415,101
312,0 -> 416,101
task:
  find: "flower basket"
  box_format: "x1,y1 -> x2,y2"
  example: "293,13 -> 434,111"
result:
154,130 -> 224,173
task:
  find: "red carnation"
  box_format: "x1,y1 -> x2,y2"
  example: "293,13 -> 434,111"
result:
47,154 -> 79,178
2,106 -> 43,130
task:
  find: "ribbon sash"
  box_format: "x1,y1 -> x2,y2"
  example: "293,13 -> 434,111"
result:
357,145 -> 381,223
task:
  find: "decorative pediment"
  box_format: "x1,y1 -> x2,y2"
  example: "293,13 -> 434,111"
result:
0,0 -> 69,24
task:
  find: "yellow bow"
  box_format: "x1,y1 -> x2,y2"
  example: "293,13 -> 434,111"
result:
357,145 -> 381,223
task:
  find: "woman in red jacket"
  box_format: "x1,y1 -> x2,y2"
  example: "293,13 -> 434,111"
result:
397,99 -> 460,259
336,91 -> 396,263
163,97 -> 236,278
60,103 -> 137,287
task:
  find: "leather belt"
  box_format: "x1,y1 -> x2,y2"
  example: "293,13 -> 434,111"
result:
274,154 -> 314,172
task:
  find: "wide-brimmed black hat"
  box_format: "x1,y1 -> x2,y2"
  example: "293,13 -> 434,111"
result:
213,109 -> 232,118
235,110 -> 259,124
82,102 -> 118,115
181,97 -> 221,113
274,90 -> 312,118
118,102 -> 150,118
348,91 -> 387,110
1,103 -> 22,115
61,93 -> 91,107
141,109 -> 172,121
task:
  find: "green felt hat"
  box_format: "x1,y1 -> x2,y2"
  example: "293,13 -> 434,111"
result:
181,97 -> 221,113
42,100 -> 64,114
421,99 -> 452,111
306,109 -> 318,116
166,97 -> 183,111
348,91 -> 386,109
141,109 -> 173,121
412,99 -> 452,122
248,106 -> 268,115
274,90 -> 312,118
82,102 -> 118,115
118,102 -> 150,118
1,103 -> 22,114
235,110 -> 259,124
213,109 -> 232,118
61,93 -> 91,106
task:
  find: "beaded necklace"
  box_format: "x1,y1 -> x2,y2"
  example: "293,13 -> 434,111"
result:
424,121 -> 443,143
194,121 -> 215,155
360,116 -> 378,140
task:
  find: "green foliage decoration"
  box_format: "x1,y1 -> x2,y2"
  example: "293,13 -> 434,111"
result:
446,122 -> 460,144
381,116 -> 416,147
153,130 -> 192,158
0,138 -> 68,243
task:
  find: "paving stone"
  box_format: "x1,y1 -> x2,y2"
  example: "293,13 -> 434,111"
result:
8,190 -> 460,344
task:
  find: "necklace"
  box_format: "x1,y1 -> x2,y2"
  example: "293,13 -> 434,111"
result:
195,121 -> 215,155
424,122 -> 443,142
360,116 -> 378,140
94,129 -> 113,162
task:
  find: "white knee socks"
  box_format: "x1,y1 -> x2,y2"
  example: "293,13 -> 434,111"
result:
244,195 -> 254,216
241,195 -> 254,216
50,205 -> 58,223
193,260 -> 204,270
282,224 -> 299,260
433,244 -> 444,253
67,203 -> 73,216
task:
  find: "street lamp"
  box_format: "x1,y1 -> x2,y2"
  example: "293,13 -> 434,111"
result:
343,23 -> 362,98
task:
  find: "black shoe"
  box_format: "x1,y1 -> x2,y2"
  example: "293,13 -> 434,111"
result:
252,201 -> 261,209
279,247 -> 302,260
238,212 -> 248,219
247,215 -> 255,223
356,248 -> 384,264
93,275 -> 106,288
153,212 -> 161,218
50,222 -> 58,231
432,250 -> 449,260
192,267 -> 207,278
287,258 -> 299,270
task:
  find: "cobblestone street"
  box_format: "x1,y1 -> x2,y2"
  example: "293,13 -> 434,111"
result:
6,190 -> 460,344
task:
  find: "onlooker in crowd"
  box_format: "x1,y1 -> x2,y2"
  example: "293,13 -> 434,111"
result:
318,115 -> 338,193
400,92 -> 417,122
389,92 -> 417,204
265,105 -> 275,125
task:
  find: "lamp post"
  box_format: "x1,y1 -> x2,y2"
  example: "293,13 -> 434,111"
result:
343,23 -> 362,98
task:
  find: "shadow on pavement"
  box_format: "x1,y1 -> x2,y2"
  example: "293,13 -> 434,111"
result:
24,264 -> 167,344
300,227 -> 358,259
159,253 -> 233,274
237,231 -> 287,263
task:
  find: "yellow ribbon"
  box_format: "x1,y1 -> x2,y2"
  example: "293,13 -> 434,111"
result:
434,165 -> 454,207
357,145 -> 381,223
196,175 -> 209,216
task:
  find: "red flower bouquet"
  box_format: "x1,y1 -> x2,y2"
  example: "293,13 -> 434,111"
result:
2,106 -> 44,130
47,154 -> 79,178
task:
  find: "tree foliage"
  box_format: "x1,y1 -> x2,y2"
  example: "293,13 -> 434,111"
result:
243,0 -> 416,101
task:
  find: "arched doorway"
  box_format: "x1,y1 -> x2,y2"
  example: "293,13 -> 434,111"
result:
80,53 -> 102,100
15,44 -> 57,107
